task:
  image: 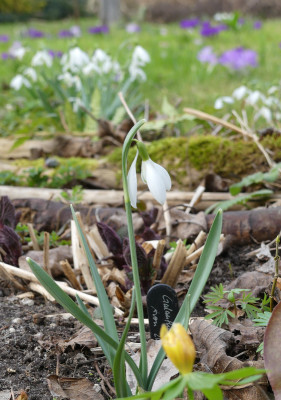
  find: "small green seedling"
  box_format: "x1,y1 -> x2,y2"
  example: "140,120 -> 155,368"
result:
204,284 -> 265,327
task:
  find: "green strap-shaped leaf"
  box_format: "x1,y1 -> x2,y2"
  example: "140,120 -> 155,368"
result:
27,257 -> 143,387
147,210 -> 223,390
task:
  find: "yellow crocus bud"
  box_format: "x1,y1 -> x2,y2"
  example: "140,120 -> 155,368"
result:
160,323 -> 196,374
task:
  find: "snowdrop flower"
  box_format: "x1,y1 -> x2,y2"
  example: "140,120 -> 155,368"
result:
58,72 -> 82,91
69,97 -> 85,113
254,106 -> 272,123
31,50 -> 53,67
9,41 -> 27,60
23,67 -> 37,82
131,45 -> 151,66
232,85 -> 249,100
10,74 -> 31,90
61,47 -> 90,73
214,96 -> 234,109
127,141 -> 171,208
245,90 -> 265,105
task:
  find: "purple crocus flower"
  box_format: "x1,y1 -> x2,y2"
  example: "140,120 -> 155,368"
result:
1,52 -> 13,60
126,23 -> 141,33
197,46 -> 217,65
88,25 -> 109,34
58,30 -> 73,38
26,28 -> 45,38
200,21 -> 226,37
48,50 -> 63,58
180,18 -> 200,29
253,21 -> 262,30
0,34 -> 9,42
219,47 -> 258,70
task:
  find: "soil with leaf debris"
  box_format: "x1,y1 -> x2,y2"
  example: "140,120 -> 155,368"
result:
0,243 -> 270,400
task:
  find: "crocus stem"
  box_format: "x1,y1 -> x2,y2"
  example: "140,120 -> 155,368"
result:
122,119 -> 148,386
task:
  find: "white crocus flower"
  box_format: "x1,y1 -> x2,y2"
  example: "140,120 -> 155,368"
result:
10,74 -> 31,90
31,50 -> 53,67
127,146 -> 171,208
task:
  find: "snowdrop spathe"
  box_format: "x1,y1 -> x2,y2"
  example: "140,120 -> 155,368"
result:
127,141 -> 171,208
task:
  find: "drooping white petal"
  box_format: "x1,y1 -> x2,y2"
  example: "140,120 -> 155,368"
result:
141,159 -> 171,205
127,151 -> 139,208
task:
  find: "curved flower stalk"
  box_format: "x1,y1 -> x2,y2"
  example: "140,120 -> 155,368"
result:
127,141 -> 171,208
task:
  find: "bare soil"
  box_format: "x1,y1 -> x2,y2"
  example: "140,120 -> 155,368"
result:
0,245 -> 258,399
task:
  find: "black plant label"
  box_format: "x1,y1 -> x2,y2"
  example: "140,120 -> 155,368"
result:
147,284 -> 179,340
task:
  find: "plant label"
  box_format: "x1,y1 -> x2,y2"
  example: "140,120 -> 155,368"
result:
147,283 -> 179,339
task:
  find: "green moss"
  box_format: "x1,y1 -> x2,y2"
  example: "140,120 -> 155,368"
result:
13,157 -> 98,171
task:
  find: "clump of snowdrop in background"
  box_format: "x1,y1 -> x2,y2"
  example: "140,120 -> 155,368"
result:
214,85 -> 281,126
9,44 -> 151,131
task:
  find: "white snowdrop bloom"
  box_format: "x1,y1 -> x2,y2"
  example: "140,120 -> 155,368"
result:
69,97 -> 85,113
61,47 -> 90,73
82,62 -> 96,76
268,86 -> 278,95
58,72 -> 82,91
31,50 -> 53,67
254,106 -> 272,123
214,12 -> 234,21
264,96 -> 279,107
232,85 -> 248,100
10,74 -> 31,90
214,96 -> 234,109
9,41 -> 27,60
245,90 -> 265,105
129,64 -> 147,81
23,67 -> 37,82
131,45 -> 151,66
127,149 -> 171,208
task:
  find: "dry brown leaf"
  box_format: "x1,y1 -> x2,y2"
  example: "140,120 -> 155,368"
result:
15,391 -> 28,400
189,319 -> 268,400
126,339 -> 178,393
225,271 -> 273,297
57,326 -> 98,351
47,375 -> 104,400
19,246 -> 72,277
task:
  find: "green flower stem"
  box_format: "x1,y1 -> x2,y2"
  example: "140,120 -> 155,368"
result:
122,119 -> 148,387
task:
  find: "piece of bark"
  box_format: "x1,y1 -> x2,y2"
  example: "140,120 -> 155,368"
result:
206,207 -> 281,246
161,239 -> 187,287
60,259 -> 82,291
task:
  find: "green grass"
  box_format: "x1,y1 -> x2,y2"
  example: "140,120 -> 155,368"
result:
1,17 -> 281,132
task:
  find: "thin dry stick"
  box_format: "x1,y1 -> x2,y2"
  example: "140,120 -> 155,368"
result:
43,232 -> 52,276
270,235 -> 280,312
185,185 -> 205,214
184,107 -> 275,168
118,91 -> 143,141
27,223 -> 40,251
76,212 -> 97,262
0,261 -> 124,316
60,259 -> 82,291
